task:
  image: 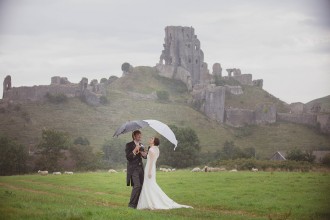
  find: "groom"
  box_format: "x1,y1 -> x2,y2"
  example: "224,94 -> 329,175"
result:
125,130 -> 147,209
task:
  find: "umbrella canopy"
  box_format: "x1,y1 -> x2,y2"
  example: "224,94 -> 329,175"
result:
113,119 -> 178,150
113,120 -> 149,137
143,120 -> 178,150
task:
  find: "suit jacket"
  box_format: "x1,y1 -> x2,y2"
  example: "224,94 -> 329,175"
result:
125,141 -> 147,186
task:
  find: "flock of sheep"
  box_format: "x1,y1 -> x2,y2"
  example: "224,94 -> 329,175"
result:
37,170 -> 74,175
191,166 -> 259,172
37,167 -> 259,175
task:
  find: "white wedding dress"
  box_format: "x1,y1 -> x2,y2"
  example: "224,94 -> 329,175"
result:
137,146 -> 192,210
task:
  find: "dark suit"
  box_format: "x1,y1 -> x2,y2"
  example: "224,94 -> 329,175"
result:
125,141 -> 147,208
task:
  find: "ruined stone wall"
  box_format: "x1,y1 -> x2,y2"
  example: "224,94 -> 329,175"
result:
317,114 -> 330,134
253,79 -> 263,88
159,26 -> 209,87
191,85 -> 225,123
204,86 -> 226,123
289,102 -> 305,114
156,63 -> 175,79
277,113 -> 317,127
175,66 -> 193,91
225,85 -> 243,95
3,85 -> 79,102
156,64 -> 193,91
2,75 -> 106,106
225,108 -> 255,127
255,103 -> 277,124
232,74 -> 253,86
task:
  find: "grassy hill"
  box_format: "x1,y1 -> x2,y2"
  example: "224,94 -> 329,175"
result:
0,66 -> 329,159
305,95 -> 330,114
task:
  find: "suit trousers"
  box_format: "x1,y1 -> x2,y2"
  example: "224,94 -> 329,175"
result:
128,166 -> 144,208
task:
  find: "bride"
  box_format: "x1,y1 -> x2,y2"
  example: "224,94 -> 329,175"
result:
137,137 -> 192,210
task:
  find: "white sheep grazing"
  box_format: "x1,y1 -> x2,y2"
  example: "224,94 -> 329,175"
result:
229,169 -> 238,172
251,168 -> 258,172
38,170 -> 48,175
171,168 -> 176,172
160,168 -> 170,172
191,167 -> 201,172
203,166 -> 225,172
53,172 -> 61,175
123,169 -> 127,173
64,171 -> 73,175
108,169 -> 118,173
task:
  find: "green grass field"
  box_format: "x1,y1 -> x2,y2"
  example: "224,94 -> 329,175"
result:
1,171 -> 329,220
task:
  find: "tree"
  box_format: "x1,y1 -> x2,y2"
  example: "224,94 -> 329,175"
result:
221,141 -> 255,160
321,153 -> 330,167
222,141 -> 244,159
121,62 -> 131,72
100,96 -> 109,105
0,136 -> 28,175
102,138 -> 126,167
156,90 -> 170,101
100,78 -> 108,84
243,147 -> 256,158
36,129 -> 70,171
69,144 -> 99,171
286,148 -> 315,162
157,125 -> 200,168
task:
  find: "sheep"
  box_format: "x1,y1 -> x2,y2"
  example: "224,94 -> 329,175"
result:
160,168 -> 169,172
108,169 -> 118,173
251,168 -> 258,172
123,169 -> 127,173
64,171 -> 74,175
191,167 -> 201,172
171,168 -> 176,172
229,169 -> 238,172
159,168 -> 176,172
203,166 -> 226,172
38,170 -> 48,175
52,172 -> 61,175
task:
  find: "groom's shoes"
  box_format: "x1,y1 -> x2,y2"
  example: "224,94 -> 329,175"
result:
128,205 -> 136,209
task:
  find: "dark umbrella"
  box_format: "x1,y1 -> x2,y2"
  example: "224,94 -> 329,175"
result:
113,120 -> 149,137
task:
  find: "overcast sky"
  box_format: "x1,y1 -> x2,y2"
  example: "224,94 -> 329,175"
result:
0,0 -> 329,103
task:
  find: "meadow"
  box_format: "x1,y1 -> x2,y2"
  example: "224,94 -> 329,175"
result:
0,170 -> 329,220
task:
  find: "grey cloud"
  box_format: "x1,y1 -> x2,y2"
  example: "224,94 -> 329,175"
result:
0,0 -> 329,103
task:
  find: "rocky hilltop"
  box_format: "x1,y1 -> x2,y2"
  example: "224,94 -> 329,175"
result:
1,26 -> 330,135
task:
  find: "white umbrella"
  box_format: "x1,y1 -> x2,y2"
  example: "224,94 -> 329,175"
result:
113,119 -> 178,150
143,119 -> 178,150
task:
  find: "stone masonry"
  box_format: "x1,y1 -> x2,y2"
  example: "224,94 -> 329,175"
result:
156,26 -> 211,90
2,76 -> 106,106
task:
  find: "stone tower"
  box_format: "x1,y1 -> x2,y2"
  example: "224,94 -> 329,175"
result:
159,26 -> 209,87
3,75 -> 11,99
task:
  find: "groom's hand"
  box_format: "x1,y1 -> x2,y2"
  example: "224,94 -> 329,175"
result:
133,145 -> 140,154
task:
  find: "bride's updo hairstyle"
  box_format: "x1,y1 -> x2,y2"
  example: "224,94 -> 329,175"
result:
154,137 -> 160,146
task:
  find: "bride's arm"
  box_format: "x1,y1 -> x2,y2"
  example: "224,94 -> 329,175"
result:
147,149 -> 155,179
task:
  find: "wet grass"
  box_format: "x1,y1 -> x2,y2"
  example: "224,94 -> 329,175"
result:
0,171 -> 329,219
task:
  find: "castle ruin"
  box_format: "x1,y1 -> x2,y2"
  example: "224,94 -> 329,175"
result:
2,76 -> 106,106
155,26 -> 329,134
156,26 -> 211,90
157,26 -> 268,125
